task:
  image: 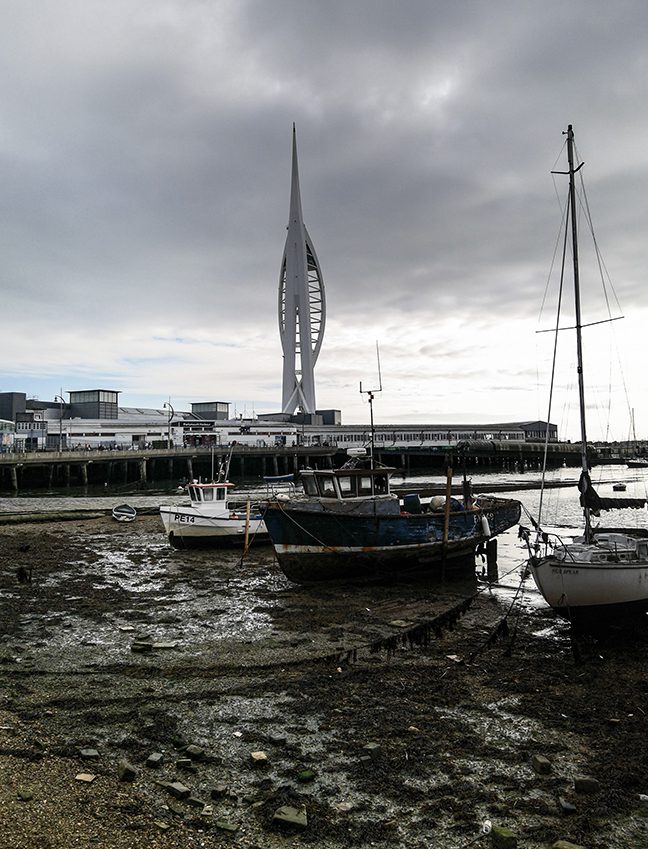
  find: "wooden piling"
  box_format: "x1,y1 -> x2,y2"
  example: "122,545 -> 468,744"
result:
486,539 -> 499,583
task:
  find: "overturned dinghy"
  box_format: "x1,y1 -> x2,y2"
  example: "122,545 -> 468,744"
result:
112,503 -> 137,523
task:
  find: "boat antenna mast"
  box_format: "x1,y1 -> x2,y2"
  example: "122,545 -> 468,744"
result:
359,341 -> 383,472
553,124 -> 591,541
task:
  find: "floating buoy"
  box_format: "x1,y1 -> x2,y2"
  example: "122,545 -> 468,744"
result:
481,515 -> 491,537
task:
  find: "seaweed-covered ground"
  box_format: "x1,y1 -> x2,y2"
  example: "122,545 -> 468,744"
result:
1,515 -> 648,849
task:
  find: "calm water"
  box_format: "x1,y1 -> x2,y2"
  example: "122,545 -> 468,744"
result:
2,463 -> 647,524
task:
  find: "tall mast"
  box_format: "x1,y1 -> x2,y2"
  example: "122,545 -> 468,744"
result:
566,124 -> 591,540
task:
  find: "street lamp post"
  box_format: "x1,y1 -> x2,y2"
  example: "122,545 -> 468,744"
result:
54,394 -> 65,454
163,401 -> 175,450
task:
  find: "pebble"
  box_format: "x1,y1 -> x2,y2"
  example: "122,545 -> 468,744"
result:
273,805 -> 307,829
574,776 -> 600,794
531,754 -> 551,774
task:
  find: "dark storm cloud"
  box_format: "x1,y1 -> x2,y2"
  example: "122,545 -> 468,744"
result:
1,0 -> 647,428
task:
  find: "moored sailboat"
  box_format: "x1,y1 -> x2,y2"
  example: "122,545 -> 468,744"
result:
525,125 -> 648,624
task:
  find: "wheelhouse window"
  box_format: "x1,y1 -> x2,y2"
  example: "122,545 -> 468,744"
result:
203,489 -> 214,501
338,476 -> 354,497
217,488 -> 226,501
374,474 -> 389,494
316,475 -> 338,497
302,475 -> 318,496
358,476 -> 374,495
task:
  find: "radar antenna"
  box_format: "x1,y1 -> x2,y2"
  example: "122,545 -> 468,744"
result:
360,341 -> 383,473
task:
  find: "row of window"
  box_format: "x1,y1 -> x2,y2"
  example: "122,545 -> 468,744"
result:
69,391 -> 119,403
309,430 -> 526,444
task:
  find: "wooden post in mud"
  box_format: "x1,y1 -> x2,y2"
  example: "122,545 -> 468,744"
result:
486,539 -> 499,583
443,466 -> 453,544
80,463 -> 88,485
244,498 -> 251,551
9,465 -> 18,491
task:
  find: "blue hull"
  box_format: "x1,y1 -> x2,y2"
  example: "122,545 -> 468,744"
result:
264,498 -> 521,583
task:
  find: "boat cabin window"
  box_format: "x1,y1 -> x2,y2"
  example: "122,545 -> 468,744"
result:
374,474 -> 389,494
316,475 -> 338,497
336,472 -> 391,497
338,476 -> 354,497
302,475 -> 319,496
188,486 -> 226,501
357,476 -> 374,495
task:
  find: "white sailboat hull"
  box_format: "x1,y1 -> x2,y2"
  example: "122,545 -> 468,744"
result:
530,557 -> 648,617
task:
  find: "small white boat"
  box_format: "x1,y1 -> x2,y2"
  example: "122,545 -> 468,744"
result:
112,503 -> 137,522
159,480 -> 269,548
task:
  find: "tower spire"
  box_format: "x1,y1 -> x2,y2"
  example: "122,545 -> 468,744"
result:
278,126 -> 326,415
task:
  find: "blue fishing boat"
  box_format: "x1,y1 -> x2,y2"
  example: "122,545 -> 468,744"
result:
263,458 -> 521,584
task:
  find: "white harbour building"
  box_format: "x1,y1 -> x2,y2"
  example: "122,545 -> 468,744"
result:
0,389 -> 557,453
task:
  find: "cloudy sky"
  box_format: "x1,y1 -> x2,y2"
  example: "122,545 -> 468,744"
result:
2,1 -> 647,441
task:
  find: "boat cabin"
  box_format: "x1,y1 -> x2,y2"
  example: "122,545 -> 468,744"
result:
187,481 -> 233,504
299,467 -> 394,500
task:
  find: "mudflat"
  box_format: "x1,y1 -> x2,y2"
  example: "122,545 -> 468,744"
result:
1,515 -> 648,849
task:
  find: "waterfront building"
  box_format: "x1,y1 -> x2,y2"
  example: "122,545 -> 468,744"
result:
0,418 -> 14,452
0,391 -> 558,452
69,390 -> 119,419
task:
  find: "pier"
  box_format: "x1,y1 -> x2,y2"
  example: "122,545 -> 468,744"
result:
0,445 -> 337,492
0,438 -> 591,492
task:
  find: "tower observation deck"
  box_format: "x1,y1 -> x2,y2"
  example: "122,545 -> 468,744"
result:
278,125 -> 326,415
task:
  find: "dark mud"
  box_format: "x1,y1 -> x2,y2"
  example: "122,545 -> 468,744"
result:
1,515 -> 648,848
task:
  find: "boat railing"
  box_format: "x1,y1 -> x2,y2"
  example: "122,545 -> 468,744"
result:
262,475 -> 299,499
521,526 -> 576,562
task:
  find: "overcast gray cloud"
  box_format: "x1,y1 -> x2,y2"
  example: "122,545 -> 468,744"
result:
1,0 -> 647,439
